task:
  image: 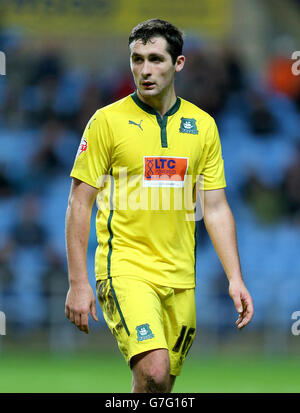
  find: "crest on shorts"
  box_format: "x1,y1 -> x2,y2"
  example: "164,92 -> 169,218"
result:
179,117 -> 198,134
136,323 -> 154,341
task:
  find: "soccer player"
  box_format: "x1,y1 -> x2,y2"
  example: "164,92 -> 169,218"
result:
65,19 -> 254,393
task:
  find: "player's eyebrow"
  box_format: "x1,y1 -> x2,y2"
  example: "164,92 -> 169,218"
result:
131,52 -> 142,58
131,52 -> 165,59
148,53 -> 165,59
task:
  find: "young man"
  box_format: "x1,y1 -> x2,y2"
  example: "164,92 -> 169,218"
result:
65,19 -> 254,393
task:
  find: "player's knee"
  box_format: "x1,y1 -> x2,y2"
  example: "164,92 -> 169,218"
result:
144,365 -> 170,392
131,349 -> 171,393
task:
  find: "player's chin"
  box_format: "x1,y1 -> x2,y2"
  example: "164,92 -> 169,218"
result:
138,87 -> 158,97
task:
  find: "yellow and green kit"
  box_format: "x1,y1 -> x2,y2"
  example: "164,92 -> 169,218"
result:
70,91 -> 226,373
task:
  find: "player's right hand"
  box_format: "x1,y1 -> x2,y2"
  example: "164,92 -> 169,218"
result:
65,282 -> 98,334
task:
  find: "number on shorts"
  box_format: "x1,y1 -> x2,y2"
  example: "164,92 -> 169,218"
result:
182,327 -> 195,355
172,325 -> 195,356
172,325 -> 187,352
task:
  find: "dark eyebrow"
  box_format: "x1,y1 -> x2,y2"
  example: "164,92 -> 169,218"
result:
131,52 -> 165,59
148,53 -> 165,59
131,52 -> 142,58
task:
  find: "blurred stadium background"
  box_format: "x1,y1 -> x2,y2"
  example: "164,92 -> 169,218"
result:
0,0 -> 300,393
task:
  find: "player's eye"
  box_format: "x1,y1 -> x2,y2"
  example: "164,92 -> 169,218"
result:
133,56 -> 143,63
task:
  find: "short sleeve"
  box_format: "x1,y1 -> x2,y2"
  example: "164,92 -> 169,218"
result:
70,110 -> 113,188
198,118 -> 226,190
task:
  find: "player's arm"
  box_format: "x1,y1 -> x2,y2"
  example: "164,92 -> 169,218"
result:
65,177 -> 99,334
203,188 -> 254,329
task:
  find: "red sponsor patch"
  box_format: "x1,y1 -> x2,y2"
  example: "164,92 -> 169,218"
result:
143,156 -> 189,187
76,137 -> 88,158
79,138 -> 87,153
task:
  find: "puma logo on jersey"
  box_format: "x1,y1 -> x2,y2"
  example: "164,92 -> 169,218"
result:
129,119 -> 143,131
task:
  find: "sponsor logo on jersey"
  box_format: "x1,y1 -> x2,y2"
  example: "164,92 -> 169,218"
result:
136,323 -> 154,341
76,137 -> 88,158
179,117 -> 198,134
143,156 -> 189,187
129,119 -> 143,131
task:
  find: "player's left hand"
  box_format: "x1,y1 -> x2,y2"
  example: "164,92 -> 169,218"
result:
65,282 -> 98,334
228,280 -> 254,330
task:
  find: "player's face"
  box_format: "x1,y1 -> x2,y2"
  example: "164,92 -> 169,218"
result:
130,36 -> 184,99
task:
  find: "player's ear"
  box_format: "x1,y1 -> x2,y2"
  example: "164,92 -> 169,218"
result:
174,55 -> 185,73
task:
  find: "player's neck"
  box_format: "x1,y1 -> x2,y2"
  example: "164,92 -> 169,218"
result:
137,88 -> 177,118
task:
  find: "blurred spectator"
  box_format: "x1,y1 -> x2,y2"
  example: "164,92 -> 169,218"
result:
266,55 -> 300,100
0,163 -> 17,198
0,28 -> 34,126
265,35 -> 300,111
281,142 -> 300,223
43,250 -> 68,297
75,78 -> 106,133
22,46 -> 64,126
41,249 -> 68,328
177,47 -> 230,116
242,174 -> 287,224
220,45 -> 245,93
29,118 -> 67,182
0,193 -> 53,330
8,193 -> 47,249
211,268 -> 235,337
0,243 -> 14,292
111,71 -> 135,101
29,46 -> 63,87
247,91 -> 278,135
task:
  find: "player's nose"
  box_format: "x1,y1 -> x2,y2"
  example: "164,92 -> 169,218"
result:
141,60 -> 152,77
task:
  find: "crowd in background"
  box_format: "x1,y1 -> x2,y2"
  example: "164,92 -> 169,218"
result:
0,27 -> 300,337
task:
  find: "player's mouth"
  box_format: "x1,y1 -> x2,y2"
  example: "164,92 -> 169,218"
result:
141,81 -> 155,89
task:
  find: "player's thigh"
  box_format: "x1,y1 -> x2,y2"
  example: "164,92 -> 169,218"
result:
96,276 -> 169,366
163,288 -> 196,376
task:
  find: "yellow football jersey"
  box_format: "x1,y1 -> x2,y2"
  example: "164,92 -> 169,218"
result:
70,91 -> 226,288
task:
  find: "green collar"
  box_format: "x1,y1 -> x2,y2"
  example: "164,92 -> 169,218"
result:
130,90 -> 181,117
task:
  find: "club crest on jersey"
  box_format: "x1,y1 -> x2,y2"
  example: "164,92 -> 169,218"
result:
136,324 -> 154,342
143,156 -> 189,187
76,137 -> 88,158
179,117 -> 198,134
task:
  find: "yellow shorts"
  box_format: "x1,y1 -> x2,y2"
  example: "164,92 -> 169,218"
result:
96,275 -> 196,376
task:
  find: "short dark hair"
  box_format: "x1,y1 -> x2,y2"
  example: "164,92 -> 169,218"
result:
128,19 -> 184,64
